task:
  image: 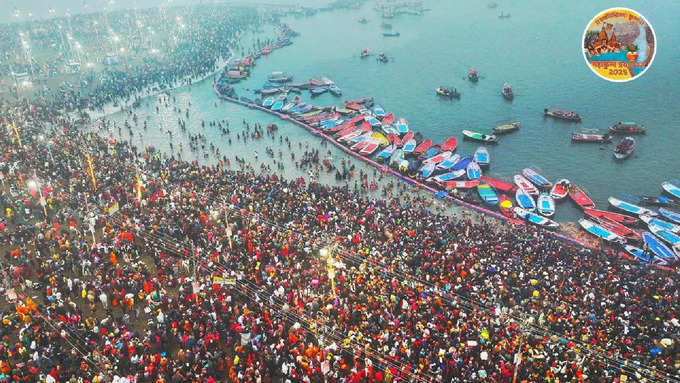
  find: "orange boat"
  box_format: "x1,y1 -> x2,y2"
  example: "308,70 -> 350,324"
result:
413,139 -> 432,155
568,185 -> 595,209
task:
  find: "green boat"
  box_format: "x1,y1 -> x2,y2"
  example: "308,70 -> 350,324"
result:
462,129 -> 498,144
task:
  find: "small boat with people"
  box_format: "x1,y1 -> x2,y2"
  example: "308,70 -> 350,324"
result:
468,69 -> 479,82
613,137 -> 635,159
579,219 -> 624,243
661,181 -> 680,199
473,147 -> 490,167
642,232 -> 677,260
493,122 -> 520,134
360,48 -> 371,58
568,185 -> 595,209
639,195 -> 680,208
583,208 -> 638,225
624,245 -> 668,265
383,32 -> 400,37
436,87 -> 460,99
381,22 -> 392,29
544,108 -> 582,122
358,17 -> 368,24
571,132 -> 612,143
514,174 -> 538,195
521,168 -> 552,189
477,184 -> 499,206
515,207 -> 559,229
515,188 -> 536,211
537,193 -> 555,217
462,130 -> 498,143
608,196 -> 658,216
377,53 -> 389,63
501,83 -> 513,100
609,121 -> 646,135
550,179 -> 570,200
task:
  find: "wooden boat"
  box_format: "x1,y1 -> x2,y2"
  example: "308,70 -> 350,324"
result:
373,105 -> 386,118
661,181 -> 680,199
387,133 -> 402,147
346,97 -> 373,105
608,197 -> 657,216
473,147 -> 490,167
640,215 -> 680,234
596,216 -> 641,242
493,122 -> 520,134
401,131 -> 414,142
466,161 -> 482,180
429,170 -> 466,183
366,116 -> 381,127
437,154 -> 461,170
413,139 -> 432,155
571,132 -> 612,143
423,151 -> 452,165
583,208 -> 638,225
351,139 -> 371,152
648,225 -> 680,248
613,137 -> 635,160
642,232 -> 677,260
441,137 -> 458,152
624,245 -> 669,266
328,85 -> 342,96
544,108 -> 581,122
436,87 -> 460,99
659,208 -> 680,224
480,176 -> 517,194
376,145 -> 397,161
514,174 -> 538,195
499,194 -> 514,218
578,219 -> 623,243
515,188 -> 536,211
420,162 -> 436,178
537,193 -> 555,217
395,119 -> 409,134
462,130 -> 498,143
550,179 -> 570,200
501,83 -> 513,100
383,32 -> 400,37
609,121 -> 646,135
639,195 -> 680,208
477,184 -> 499,206
345,102 -> 363,110
371,132 -> 390,146
569,186 -> 595,209
403,139 -> 417,153
521,168 -> 552,189
421,146 -> 441,160
382,113 -> 394,126
310,87 -> 328,96
444,180 -> 480,190
360,141 -> 380,155
515,207 -> 559,228
451,156 -> 473,171
468,69 -> 479,82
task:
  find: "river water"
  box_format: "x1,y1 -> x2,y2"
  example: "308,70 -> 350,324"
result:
101,0 -> 680,225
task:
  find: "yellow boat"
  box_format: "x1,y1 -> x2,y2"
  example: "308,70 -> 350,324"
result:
372,132 -> 390,146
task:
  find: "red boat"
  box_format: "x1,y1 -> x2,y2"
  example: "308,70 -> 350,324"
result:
595,216 -> 641,242
413,139 -> 432,155
344,102 -> 363,110
334,125 -> 356,137
387,133 -> 403,147
441,137 -> 458,152
583,208 -> 638,225
445,180 -> 480,190
480,176 -> 517,194
499,194 -> 514,218
402,131 -> 414,142
382,113 -> 394,125
568,185 -> 595,209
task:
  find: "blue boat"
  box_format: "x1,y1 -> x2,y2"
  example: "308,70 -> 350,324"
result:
515,188 -> 536,211
366,116 -> 381,127
403,139 -> 417,153
437,154 -> 461,170
271,99 -> 284,111
377,145 -> 397,160
422,147 -> 441,160
296,105 -> 314,114
624,245 -> 668,266
662,181 -> 680,199
608,197 -> 658,216
477,184 -> 499,206
320,120 -> 341,129
373,105 -> 386,118
640,215 -> 680,233
328,85 -> 342,96
642,232 -> 677,260
310,87 -> 328,96
262,97 -> 275,108
514,207 -> 559,228
466,161 -> 482,180
522,168 -> 552,188
451,156 -> 473,171
281,102 -> 297,113
649,224 -> 680,247
659,208 -> 680,224
578,219 -> 622,242
473,147 -> 490,167
429,169 -> 466,183
288,103 -> 306,114
420,162 -> 436,178
395,118 -> 409,134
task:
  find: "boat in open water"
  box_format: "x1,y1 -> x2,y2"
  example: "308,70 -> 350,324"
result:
493,122 -> 520,134
571,132 -> 612,143
501,83 -> 513,100
544,108 -> 581,122
468,69 -> 479,82
383,32 -> 400,37
609,121 -> 646,135
613,137 -> 635,159
568,185 -> 595,209
462,130 -> 498,143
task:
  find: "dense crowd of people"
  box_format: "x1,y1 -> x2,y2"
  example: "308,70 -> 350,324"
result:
0,93 -> 678,382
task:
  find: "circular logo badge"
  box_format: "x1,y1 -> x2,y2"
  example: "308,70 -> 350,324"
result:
582,8 -> 656,82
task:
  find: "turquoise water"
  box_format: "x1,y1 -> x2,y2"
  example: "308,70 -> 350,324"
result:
105,0 -> 680,224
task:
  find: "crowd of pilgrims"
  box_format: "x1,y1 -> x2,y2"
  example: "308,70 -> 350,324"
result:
0,95 -> 678,383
